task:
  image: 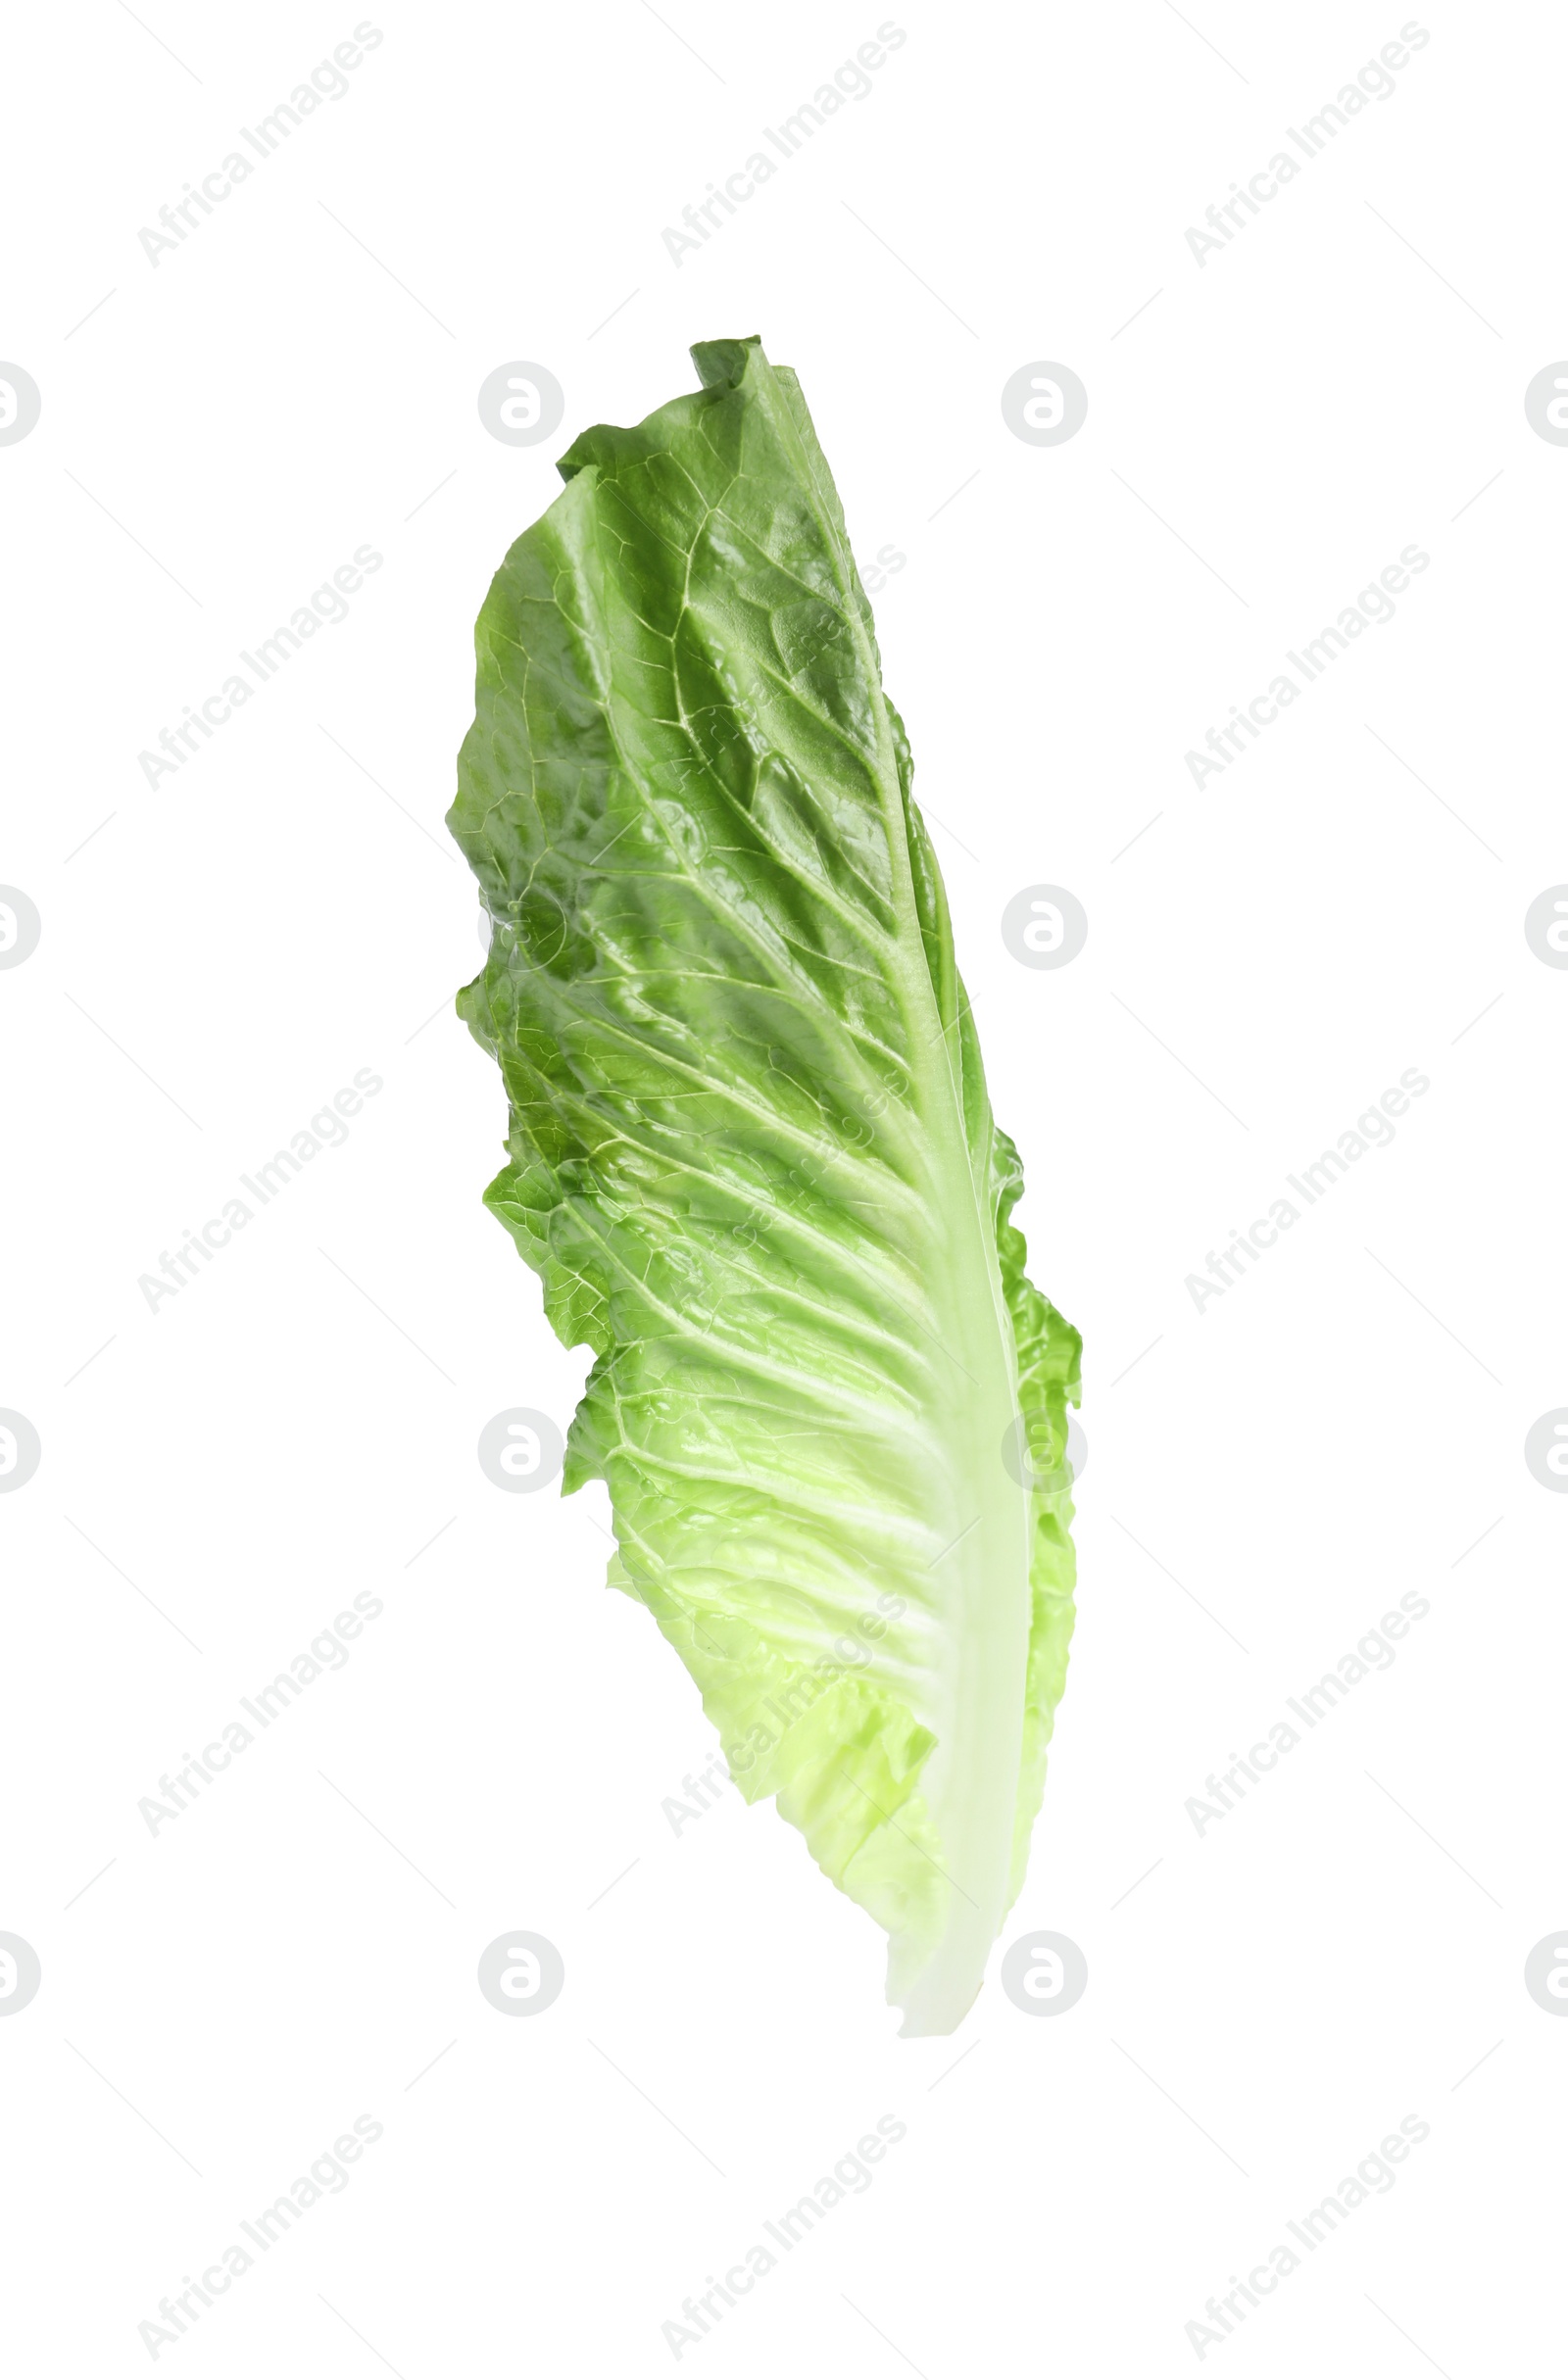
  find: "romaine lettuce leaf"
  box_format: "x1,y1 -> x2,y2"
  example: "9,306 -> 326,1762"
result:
448,336 -> 1080,2034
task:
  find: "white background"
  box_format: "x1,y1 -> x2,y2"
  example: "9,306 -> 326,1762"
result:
3,1 -> 1563,2370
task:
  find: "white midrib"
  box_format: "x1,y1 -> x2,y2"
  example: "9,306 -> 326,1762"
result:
866,718 -> 1034,2041
764,358 -> 1036,2033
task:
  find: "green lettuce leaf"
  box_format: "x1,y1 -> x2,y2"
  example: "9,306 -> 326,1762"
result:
448,336 -> 1080,2034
